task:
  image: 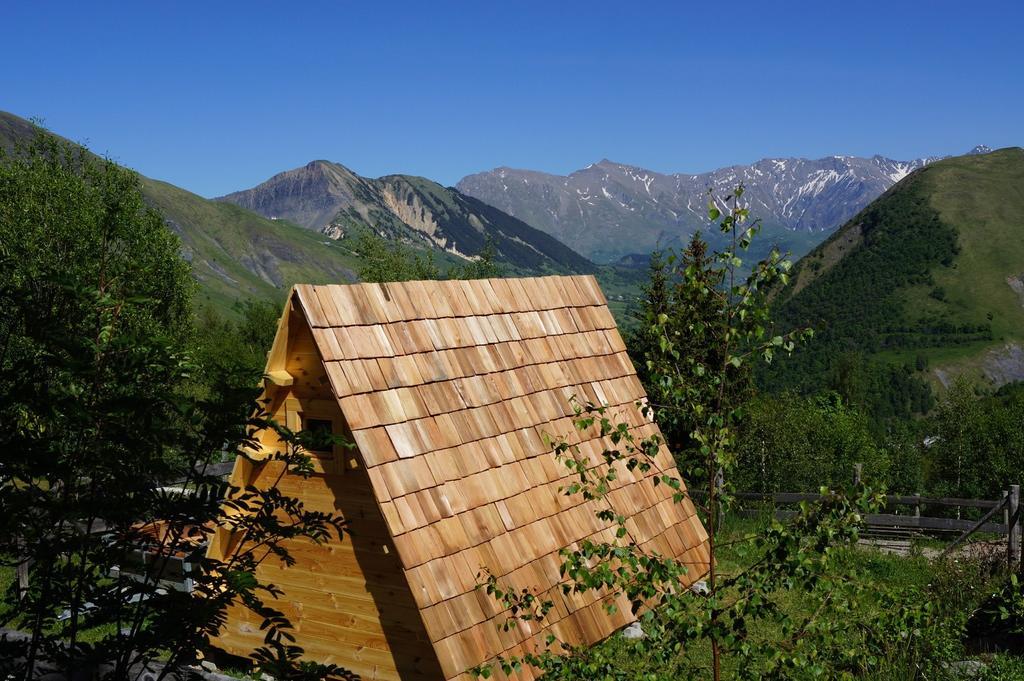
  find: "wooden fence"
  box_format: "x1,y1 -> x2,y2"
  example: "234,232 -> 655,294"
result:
728,480 -> 1022,567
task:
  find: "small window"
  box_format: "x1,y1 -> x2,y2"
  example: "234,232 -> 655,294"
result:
302,417 -> 334,454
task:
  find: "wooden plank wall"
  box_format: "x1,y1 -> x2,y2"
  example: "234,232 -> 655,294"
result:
213,304 -> 443,681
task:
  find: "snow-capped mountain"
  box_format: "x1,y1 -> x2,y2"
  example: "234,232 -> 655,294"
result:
456,151 -> 972,263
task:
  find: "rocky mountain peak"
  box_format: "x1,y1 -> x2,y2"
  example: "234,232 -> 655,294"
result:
215,160 -> 369,230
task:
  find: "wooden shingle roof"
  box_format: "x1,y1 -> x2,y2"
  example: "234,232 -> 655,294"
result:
291,275 -> 710,679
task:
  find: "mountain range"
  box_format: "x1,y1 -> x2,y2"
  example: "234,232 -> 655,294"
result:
0,111 -> 595,317
7,104 -> 1011,368
456,149 -> 992,263
217,161 -> 593,273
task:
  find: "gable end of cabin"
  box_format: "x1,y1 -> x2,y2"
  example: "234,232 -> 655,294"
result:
210,291 -> 444,681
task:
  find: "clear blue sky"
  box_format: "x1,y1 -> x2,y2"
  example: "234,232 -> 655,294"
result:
3,1 -> 1021,197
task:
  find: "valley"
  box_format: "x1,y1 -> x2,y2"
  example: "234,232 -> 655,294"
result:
5,4 -> 1024,679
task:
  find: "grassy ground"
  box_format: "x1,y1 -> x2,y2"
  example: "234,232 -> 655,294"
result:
0,564 -> 13,620
8,520 -> 1024,675
1,563 -> 122,645
924,150 -> 1024,343
571,516 -> 1024,680
7,522 -> 1024,677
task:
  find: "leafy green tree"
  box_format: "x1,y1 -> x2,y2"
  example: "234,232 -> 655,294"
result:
879,417 -> 925,495
628,235 -> 751,464
0,130 -> 351,679
355,228 -> 442,282
194,299 -> 281,387
457,235 -> 502,280
189,299 -> 283,456
821,353 -> 934,422
0,131 -> 192,345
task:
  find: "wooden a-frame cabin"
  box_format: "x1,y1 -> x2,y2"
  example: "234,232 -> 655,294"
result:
208,275 -> 710,680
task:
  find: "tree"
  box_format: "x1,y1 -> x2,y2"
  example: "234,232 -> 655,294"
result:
193,298 -> 282,393
457,235 -> 501,280
0,130 -> 351,679
924,379 -> 1024,501
0,131 -> 192,346
628,233 -> 750,472
356,228 -> 442,282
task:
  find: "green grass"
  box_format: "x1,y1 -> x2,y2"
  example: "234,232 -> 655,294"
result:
568,517 -> 1024,679
0,561 -> 118,644
7,526 -> 1024,677
0,563 -> 14,621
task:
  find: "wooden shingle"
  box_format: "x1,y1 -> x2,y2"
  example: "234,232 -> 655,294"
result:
214,275 -> 709,681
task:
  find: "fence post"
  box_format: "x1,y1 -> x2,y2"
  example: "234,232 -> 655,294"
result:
14,535 -> 32,603
1009,485 -> 1021,568
853,463 -> 863,487
1003,490 -> 1010,530
16,560 -> 29,600
914,493 -> 921,519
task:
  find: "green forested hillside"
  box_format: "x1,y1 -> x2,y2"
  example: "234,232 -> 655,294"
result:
765,147 -> 1024,416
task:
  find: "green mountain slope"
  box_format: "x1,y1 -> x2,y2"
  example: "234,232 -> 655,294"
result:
766,147 -> 1024,410
219,160 -> 595,273
140,178 -> 365,312
1,111 -> 370,314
